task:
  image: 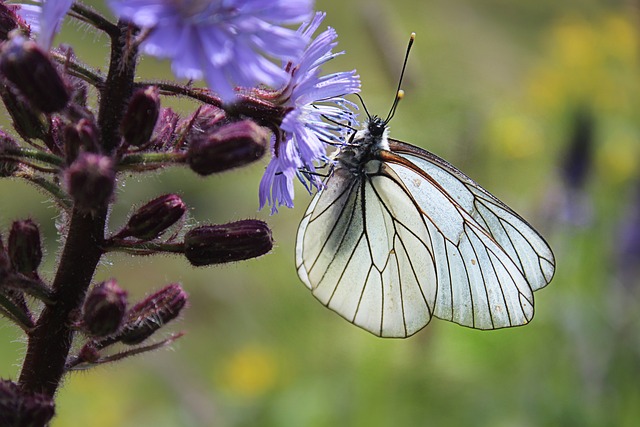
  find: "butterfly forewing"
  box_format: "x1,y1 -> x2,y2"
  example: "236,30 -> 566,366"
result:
388,139 -> 555,290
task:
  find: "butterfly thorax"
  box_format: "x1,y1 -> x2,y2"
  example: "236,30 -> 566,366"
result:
336,116 -> 390,176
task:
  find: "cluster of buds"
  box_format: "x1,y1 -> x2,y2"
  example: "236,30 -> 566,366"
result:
0,0 -> 344,426
69,281 -> 188,369
0,0 -> 315,420
0,29 -> 275,215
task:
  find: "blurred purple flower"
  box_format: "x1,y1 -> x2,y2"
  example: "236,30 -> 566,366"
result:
259,12 -> 360,213
15,0 -> 72,48
108,0 -> 313,102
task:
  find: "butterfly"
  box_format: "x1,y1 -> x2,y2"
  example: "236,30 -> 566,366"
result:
295,34 -> 555,338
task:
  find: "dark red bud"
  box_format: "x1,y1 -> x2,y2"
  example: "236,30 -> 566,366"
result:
0,35 -> 69,113
0,4 -> 29,41
187,120 -> 268,176
8,219 -> 42,275
121,86 -> 160,147
65,153 -> 115,213
117,283 -> 187,345
82,279 -> 128,337
63,118 -> 100,164
184,220 -> 273,266
0,379 -> 55,426
120,194 -> 186,241
0,130 -> 19,177
151,108 -> 180,149
77,343 -> 101,364
0,85 -> 47,140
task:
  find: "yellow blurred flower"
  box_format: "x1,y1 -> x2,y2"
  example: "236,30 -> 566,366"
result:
217,345 -> 278,399
486,112 -> 542,159
526,13 -> 640,113
54,371 -> 128,427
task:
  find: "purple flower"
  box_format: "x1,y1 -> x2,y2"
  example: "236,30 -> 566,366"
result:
259,12 -> 360,213
108,0 -> 313,102
15,0 -> 72,48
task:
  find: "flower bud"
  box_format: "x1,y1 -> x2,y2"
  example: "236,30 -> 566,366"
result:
63,118 -> 100,164
0,35 -> 69,113
184,220 -> 273,266
82,279 -> 128,337
118,283 -> 187,345
121,86 -> 160,147
151,108 -> 180,149
187,120 -> 268,176
77,343 -> 101,364
65,153 -> 115,213
8,219 -> 42,275
119,194 -> 186,241
0,130 -> 19,177
0,85 -> 47,140
0,379 -> 55,426
0,4 -> 28,41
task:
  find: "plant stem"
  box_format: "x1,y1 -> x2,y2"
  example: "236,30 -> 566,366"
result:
18,20 -> 138,399
99,21 -> 139,155
17,208 -> 107,396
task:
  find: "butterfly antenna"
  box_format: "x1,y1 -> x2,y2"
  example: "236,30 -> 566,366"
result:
384,32 -> 415,124
355,93 -> 372,120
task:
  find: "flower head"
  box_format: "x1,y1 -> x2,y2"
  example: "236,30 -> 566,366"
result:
258,12 -> 360,213
109,0 -> 313,102
15,0 -> 72,48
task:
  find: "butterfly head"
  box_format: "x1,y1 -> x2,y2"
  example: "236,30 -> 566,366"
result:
367,116 -> 387,139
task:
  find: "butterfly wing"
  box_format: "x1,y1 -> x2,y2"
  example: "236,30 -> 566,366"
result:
296,165 -> 436,337
296,140 -> 555,337
384,139 -> 555,328
387,138 -> 555,291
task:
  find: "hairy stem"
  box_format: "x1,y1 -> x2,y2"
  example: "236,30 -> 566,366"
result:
18,21 -> 138,398
17,208 -> 106,396
99,21 -> 139,155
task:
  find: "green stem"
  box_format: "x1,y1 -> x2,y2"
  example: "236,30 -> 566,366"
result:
70,2 -> 119,38
50,51 -> 105,88
0,293 -> 35,332
118,152 -> 186,170
18,173 -> 73,211
144,81 -> 223,107
3,147 -> 64,168
105,240 -> 183,255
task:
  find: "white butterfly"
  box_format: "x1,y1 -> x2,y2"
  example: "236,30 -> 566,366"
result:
295,94 -> 555,337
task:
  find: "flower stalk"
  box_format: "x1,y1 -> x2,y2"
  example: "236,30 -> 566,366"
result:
0,1 -> 359,422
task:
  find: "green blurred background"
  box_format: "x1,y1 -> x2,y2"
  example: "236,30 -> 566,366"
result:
2,0 -> 640,425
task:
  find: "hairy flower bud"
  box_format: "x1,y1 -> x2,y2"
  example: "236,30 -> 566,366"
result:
187,120 -> 268,175
0,85 -> 47,140
82,279 -> 128,337
77,343 -> 100,364
0,35 -> 69,113
0,130 -> 19,177
0,4 -> 28,41
119,194 -> 186,241
151,108 -> 180,149
118,283 -> 187,345
63,118 -> 100,164
8,219 -> 42,275
0,379 -> 55,426
184,220 -> 273,266
121,86 -> 160,147
65,153 -> 115,213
